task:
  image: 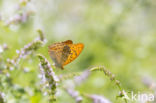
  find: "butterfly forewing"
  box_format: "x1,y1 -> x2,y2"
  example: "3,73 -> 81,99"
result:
62,40 -> 73,44
63,43 -> 84,66
60,45 -> 71,65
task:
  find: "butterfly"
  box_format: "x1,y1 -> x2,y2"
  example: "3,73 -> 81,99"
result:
48,40 -> 84,69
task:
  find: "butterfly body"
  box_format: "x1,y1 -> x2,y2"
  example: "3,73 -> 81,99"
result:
48,40 -> 84,69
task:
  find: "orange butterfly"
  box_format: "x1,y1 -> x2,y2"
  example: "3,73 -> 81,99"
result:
48,40 -> 84,69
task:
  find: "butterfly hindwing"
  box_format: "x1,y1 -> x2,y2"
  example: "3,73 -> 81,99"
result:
48,43 -> 65,68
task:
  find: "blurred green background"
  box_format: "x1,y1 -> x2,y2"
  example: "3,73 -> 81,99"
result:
0,0 -> 156,103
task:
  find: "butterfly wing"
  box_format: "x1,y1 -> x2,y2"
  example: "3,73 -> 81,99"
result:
60,45 -> 71,65
48,40 -> 84,69
63,43 -> 84,66
48,40 -> 73,69
48,43 -> 65,68
62,40 -> 73,44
